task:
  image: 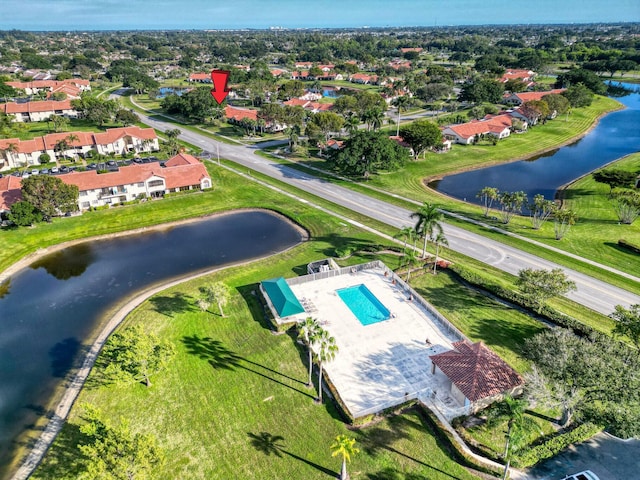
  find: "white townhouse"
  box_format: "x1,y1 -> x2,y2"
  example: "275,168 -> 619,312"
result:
0,100 -> 78,122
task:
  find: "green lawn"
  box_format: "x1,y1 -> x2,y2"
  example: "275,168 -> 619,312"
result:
4,118 -> 129,141
561,152 -> 640,266
31,224 -> 482,480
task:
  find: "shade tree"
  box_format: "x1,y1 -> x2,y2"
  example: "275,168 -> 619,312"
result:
611,304 -> 640,353
100,324 -> 175,388
21,174 -> 78,221
330,130 -> 409,177
399,119 -> 443,159
516,268 -> 576,313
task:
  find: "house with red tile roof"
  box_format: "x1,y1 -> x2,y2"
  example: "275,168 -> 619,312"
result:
0,126 -> 159,169
349,73 -> 379,85
499,69 -> 536,88
0,154 -> 212,213
47,83 -> 82,100
62,153 -> 211,210
1,100 -> 78,122
92,127 -> 159,156
283,98 -> 332,113
400,47 -> 423,53
269,68 -> 288,78
503,88 -> 566,106
6,79 -> 90,96
442,114 -> 516,145
429,340 -> 523,412
0,175 -> 23,213
294,61 -> 313,69
188,72 -> 211,83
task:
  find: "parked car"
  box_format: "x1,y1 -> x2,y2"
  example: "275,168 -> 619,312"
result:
50,167 -> 59,173
59,165 -> 69,172
31,169 -> 39,175
562,471 -> 600,480
40,168 -> 50,174
87,163 -> 97,169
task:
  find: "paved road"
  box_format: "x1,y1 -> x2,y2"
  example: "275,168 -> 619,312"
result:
117,91 -> 640,315
525,432 -> 640,480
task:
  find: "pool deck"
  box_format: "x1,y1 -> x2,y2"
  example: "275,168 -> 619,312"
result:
288,266 -> 463,418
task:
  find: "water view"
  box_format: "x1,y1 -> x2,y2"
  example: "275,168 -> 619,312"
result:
431,83 -> 640,205
156,86 -> 189,98
0,210 -> 303,476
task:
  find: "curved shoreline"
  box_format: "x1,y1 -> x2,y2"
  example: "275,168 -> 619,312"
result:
8,208 -> 308,480
422,97 -> 624,185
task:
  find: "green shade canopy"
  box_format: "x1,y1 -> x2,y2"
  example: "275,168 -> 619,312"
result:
261,277 -> 305,318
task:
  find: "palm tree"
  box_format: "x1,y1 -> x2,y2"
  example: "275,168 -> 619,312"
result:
344,113 -> 360,137
1,142 -> 18,168
330,435 -> 360,480
432,230 -> 449,274
314,329 -> 338,404
476,186 -> 499,217
392,95 -> 412,137
361,107 -> 384,131
298,317 -> 321,388
410,202 -> 444,259
487,395 -> 539,480
393,226 -> 415,267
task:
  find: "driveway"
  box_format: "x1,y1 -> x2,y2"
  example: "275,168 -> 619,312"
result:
525,432 -> 640,480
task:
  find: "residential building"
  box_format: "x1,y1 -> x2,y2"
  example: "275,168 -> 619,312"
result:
0,126 -> 159,169
6,79 -> 90,96
64,153 -> 212,209
0,153 -> 212,212
188,72 -> 212,83
499,69 -> 536,88
503,88 -> 566,106
442,114 -> 518,145
1,100 -> 78,122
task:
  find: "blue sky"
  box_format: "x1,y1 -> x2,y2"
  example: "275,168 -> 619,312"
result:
1,0 -> 638,30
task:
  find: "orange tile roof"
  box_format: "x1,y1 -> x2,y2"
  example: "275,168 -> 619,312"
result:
60,157 -> 209,192
92,126 -> 157,145
509,89 -> 566,103
0,175 -> 23,211
6,79 -> 89,90
164,152 -> 200,167
43,131 -> 96,149
283,98 -> 309,107
224,105 -> 258,122
446,114 -> 513,139
0,136 -> 47,153
400,47 -> 423,53
189,72 -> 210,81
430,341 -> 523,402
1,99 -> 74,114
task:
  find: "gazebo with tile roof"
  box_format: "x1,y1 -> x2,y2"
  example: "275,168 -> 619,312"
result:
429,340 -> 524,412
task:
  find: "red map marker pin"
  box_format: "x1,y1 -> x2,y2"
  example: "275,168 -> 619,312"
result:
210,69 -> 231,104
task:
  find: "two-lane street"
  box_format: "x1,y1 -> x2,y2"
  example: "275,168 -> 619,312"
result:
117,91 -> 640,315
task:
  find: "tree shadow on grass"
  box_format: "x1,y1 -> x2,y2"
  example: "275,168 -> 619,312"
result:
355,411 -> 465,480
247,431 -> 338,478
367,467 -> 427,480
181,335 -> 315,399
24,421 -> 89,480
148,292 -> 196,317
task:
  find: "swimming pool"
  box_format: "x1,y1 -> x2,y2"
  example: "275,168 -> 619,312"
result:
337,284 -> 390,326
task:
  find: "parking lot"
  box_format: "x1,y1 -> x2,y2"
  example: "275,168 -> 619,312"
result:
525,432 -> 640,480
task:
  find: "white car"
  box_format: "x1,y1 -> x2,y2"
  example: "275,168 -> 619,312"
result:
562,471 -> 600,480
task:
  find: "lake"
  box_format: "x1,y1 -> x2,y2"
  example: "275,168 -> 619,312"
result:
430,83 -> 640,205
0,210 -> 304,477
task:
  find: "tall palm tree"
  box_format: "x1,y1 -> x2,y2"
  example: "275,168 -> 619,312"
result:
393,226 -> 414,267
410,202 -> 444,259
344,113 -> 360,137
65,133 -> 79,161
330,435 -> 360,480
392,95 -> 412,137
432,230 -> 449,274
298,317 -> 321,388
314,329 -> 338,404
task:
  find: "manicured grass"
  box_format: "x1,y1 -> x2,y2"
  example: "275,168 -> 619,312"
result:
561,153 -> 640,267
31,227 -> 482,480
410,269 -> 546,373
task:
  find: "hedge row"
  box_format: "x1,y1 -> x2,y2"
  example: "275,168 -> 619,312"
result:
618,239 -> 640,254
448,264 -> 598,338
512,422 -> 602,468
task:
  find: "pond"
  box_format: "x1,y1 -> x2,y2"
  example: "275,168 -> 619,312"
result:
430,83 -> 640,206
0,210 -> 304,477
156,86 -> 189,98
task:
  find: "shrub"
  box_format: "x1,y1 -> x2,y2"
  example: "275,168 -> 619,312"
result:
39,153 -> 51,163
512,423 -> 602,468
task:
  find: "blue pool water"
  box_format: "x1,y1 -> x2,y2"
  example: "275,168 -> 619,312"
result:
337,284 -> 390,326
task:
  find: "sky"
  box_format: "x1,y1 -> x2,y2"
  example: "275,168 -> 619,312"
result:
0,0 -> 638,31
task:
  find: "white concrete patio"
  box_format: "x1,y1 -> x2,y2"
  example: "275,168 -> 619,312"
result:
288,266 -> 464,418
